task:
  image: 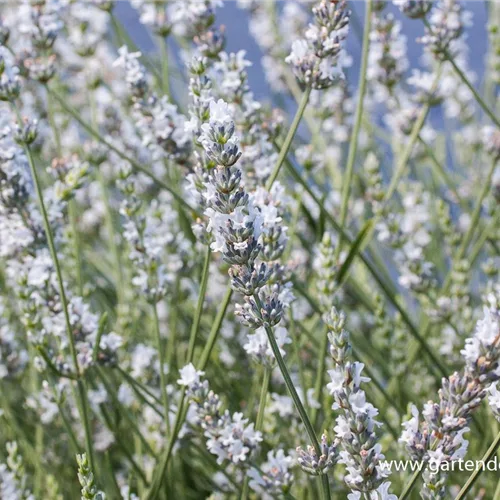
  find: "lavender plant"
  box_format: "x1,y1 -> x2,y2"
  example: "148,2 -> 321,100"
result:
0,0 -> 499,498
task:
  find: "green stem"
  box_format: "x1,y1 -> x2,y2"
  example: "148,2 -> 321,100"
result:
447,56 -> 500,128
145,391 -> 186,500
145,246 -> 213,499
95,367 -> 157,458
68,200 -> 84,296
281,64 -> 341,187
97,168 -> 124,298
152,303 -> 169,426
88,88 -> 124,302
96,390 -> 149,485
399,440 -> 438,500
240,366 -> 271,500
470,209 -> 500,264
48,84 -> 85,299
165,276 -> 181,379
312,325 -> 329,428
337,76 -> 440,284
290,314 -> 310,412
455,431 -> 500,500
14,104 -> 95,469
144,284 -> 231,497
399,467 -> 425,500
54,399 -> 80,455
418,136 -> 464,206
385,69 -> 441,202
255,367 -> 271,431
37,346 -> 77,380
253,298 -> 317,447
158,35 -> 171,96
253,294 -> 331,500
198,286 -> 233,368
187,246 -> 211,362
337,0 -> 372,251
116,366 -> 163,408
494,477 -> 500,500
266,85 -> 312,190
403,158 -> 498,372
284,157 -> 447,379
454,158 -> 498,261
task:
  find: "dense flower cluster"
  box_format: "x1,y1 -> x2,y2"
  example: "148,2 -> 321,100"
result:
179,363 -> 263,465
286,0 -> 351,89
326,308 -> 395,497
401,290 -> 500,498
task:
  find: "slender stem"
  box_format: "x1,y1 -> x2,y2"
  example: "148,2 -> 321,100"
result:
47,85 -> 85,298
384,68 -> 442,203
253,298 -> 318,448
420,17 -> 499,128
290,314 -> 310,412
331,66 -> 443,300
494,477 -> 500,500
401,158 -> 498,372
418,136 -> 464,206
240,366 -> 271,500
37,346 -> 77,380
399,440 -> 438,500
455,431 -> 500,500
104,451 -> 123,497
158,35 -> 171,96
68,200 -> 84,296
447,56 -> 500,128
146,246 -> 214,499
97,394 -> 149,485
14,104 -> 95,469
312,325 -> 329,428
253,294 -> 331,500
470,209 -> 500,265
338,0 -> 372,251
95,367 -> 157,458
198,286 -> 233,368
454,158 -> 498,261
255,367 -> 271,431
266,85 -> 312,190
145,390 -> 187,500
152,303 -> 169,426
281,66 -> 341,186
116,366 -> 163,409
47,87 -> 195,214
187,246 -> 211,362
399,466 -> 425,500
88,88 -> 124,301
166,276 -> 181,379
284,156 -> 448,379
55,399 -> 80,455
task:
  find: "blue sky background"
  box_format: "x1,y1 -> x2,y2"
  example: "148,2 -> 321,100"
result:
114,1 -> 491,101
